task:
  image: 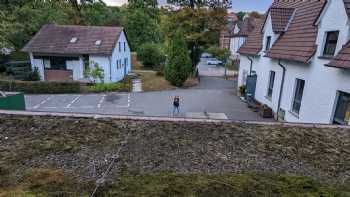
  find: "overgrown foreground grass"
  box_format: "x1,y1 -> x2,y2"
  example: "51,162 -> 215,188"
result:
1,170 -> 350,196
1,115 -> 350,196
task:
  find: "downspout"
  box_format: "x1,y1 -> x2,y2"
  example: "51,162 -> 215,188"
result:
277,59 -> 286,120
247,56 -> 253,75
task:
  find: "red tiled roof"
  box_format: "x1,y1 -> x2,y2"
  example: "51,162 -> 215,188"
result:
234,17 -> 257,37
270,7 -> 295,33
326,41 -> 350,69
265,0 -> 326,63
22,24 -> 123,55
237,18 -> 264,56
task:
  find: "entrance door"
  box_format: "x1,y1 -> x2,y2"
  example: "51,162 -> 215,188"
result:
333,91 -> 350,125
246,74 -> 257,98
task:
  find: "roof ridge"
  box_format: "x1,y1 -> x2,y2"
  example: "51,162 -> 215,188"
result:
53,24 -> 124,29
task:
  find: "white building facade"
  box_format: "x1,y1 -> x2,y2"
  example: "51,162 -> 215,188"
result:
238,0 -> 350,125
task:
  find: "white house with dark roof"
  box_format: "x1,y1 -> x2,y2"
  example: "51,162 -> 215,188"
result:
229,14 -> 257,59
238,0 -> 350,125
22,24 -> 131,83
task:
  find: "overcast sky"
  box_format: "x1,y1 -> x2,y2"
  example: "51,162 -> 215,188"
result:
102,0 -> 272,13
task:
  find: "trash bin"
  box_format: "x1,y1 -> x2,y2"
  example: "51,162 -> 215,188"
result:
0,92 -> 26,110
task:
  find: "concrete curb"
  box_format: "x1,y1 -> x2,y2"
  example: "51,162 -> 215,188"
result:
1,110 -> 350,129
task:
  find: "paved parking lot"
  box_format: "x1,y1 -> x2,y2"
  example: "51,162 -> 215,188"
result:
24,60 -> 271,121
25,87 -> 268,121
26,93 -> 130,115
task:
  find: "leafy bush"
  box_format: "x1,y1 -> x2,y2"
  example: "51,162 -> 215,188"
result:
25,67 -> 40,81
87,82 -> 129,93
137,43 -> 165,69
0,80 -> 81,94
164,31 -> 192,87
207,46 -> 230,62
84,61 -> 105,83
86,79 -> 131,93
239,85 -> 246,96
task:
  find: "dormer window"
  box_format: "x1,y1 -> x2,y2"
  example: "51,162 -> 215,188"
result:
265,36 -> 271,51
323,31 -> 339,56
95,40 -> 102,46
70,37 -> 78,43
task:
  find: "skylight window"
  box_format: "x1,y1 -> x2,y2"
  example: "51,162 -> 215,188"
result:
95,40 -> 102,46
70,37 -> 78,43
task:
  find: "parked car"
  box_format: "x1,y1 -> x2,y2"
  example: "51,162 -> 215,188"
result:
207,59 -> 223,65
201,53 -> 212,58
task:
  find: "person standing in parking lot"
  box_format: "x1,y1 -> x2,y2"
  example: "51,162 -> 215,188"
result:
173,96 -> 180,115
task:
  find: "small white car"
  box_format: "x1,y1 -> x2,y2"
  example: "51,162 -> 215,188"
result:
207,59 -> 223,65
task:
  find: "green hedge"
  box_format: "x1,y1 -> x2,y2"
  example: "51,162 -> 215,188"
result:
0,80 -> 81,94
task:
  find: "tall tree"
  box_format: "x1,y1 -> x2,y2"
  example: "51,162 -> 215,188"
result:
122,0 -> 161,51
161,7 -> 226,66
128,0 -> 158,8
164,30 -> 192,87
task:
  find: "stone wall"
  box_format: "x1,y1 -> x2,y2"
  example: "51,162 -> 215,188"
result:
0,112 -> 349,185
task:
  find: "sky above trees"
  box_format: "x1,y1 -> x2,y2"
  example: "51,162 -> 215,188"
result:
230,0 -> 272,12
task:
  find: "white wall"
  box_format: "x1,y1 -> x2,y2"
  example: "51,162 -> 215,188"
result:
30,53 -> 45,81
230,36 -> 246,56
89,30 -> 131,83
238,0 -> 350,124
66,59 -> 83,81
89,55 -> 111,83
110,30 -> 131,82
262,13 -> 280,51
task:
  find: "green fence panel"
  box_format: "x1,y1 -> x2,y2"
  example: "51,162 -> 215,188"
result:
0,92 -> 26,110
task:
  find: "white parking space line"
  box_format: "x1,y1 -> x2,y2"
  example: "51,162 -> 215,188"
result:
127,94 -> 130,107
114,93 -> 130,108
65,95 -> 81,108
97,94 -> 106,108
32,95 -> 53,109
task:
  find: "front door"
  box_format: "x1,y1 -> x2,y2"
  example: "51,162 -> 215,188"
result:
333,91 -> 350,125
246,74 -> 257,98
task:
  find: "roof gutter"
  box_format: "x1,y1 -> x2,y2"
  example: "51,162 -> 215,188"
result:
277,59 -> 286,121
247,56 -> 253,75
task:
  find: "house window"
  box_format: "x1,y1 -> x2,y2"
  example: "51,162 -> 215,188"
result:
119,42 -> 121,52
267,71 -> 275,98
291,79 -> 305,114
265,36 -> 271,51
124,42 -> 126,52
124,58 -> 128,68
116,59 -> 119,69
333,91 -> 350,125
323,31 -> 339,56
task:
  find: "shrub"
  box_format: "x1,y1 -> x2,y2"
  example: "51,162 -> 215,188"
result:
239,85 -> 246,96
25,67 -> 40,81
0,80 -> 81,94
207,46 -> 230,62
84,61 -> 105,83
87,83 -> 128,93
164,31 -> 192,87
137,43 -> 166,69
